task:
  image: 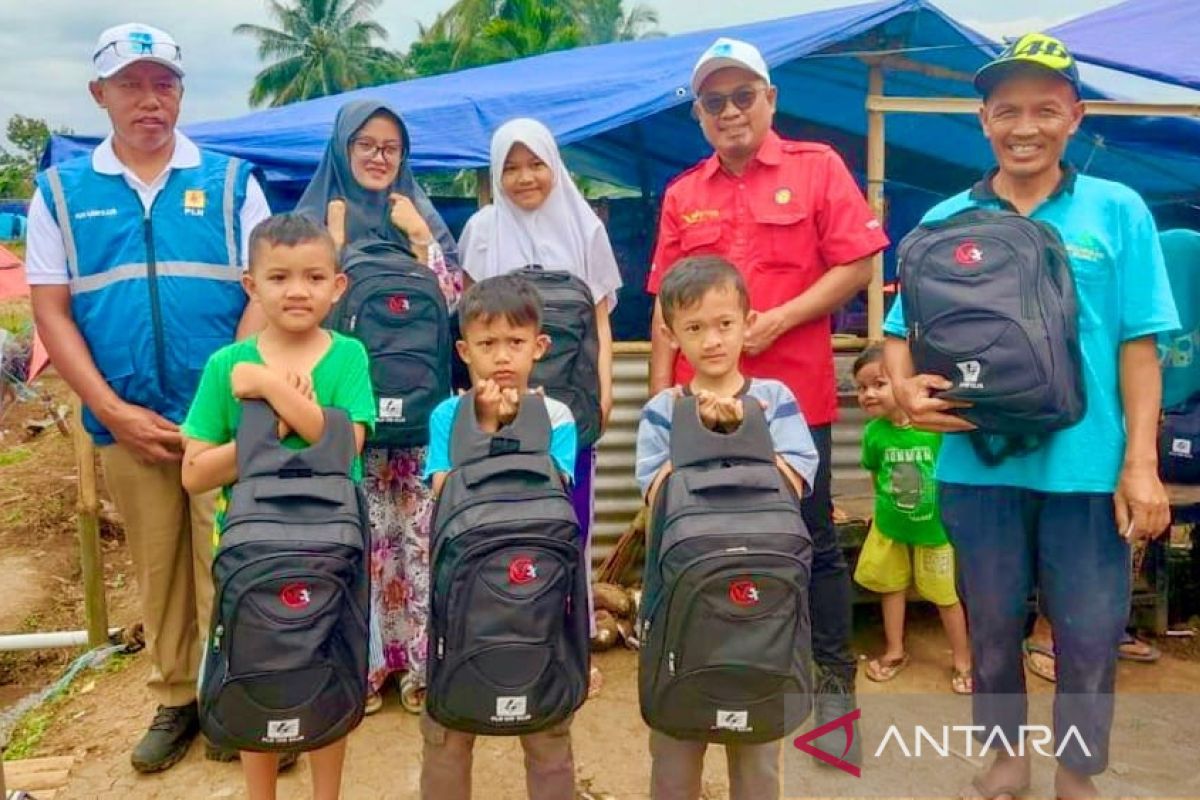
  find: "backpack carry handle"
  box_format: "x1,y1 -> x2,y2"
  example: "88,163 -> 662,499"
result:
237,400 -> 357,480
668,395 -> 775,469
253,476 -> 353,505
449,389 -> 553,467
461,453 -> 559,488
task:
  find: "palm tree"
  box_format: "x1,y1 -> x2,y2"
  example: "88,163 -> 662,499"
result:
474,0 -> 582,64
235,0 -> 402,107
572,0 -> 662,45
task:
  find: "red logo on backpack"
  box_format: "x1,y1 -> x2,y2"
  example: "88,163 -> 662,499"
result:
279,582 -> 312,610
729,579 -> 760,607
387,294 -> 410,314
954,241 -> 983,266
508,557 -> 537,585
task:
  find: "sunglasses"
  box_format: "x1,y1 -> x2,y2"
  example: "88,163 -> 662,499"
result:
351,138 -> 403,162
94,39 -> 182,63
696,85 -> 768,116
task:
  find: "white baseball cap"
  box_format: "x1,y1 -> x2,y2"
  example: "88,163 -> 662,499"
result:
691,37 -> 771,95
92,23 -> 184,80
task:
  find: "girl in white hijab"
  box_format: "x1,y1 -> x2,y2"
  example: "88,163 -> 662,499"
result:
459,118 -> 622,431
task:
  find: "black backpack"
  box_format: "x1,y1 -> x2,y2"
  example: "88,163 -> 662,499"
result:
329,239 -> 451,448
200,401 -> 369,753
898,209 -> 1086,464
1160,392 -> 1200,484
426,391 -> 590,735
519,266 -> 603,448
639,396 -> 812,744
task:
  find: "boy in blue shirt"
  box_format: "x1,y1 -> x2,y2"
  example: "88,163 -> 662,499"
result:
882,34 -> 1178,800
421,273 -> 577,800
637,256 -> 818,800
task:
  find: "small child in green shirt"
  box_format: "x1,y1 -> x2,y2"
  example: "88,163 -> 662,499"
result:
182,212 -> 376,800
851,344 -> 972,695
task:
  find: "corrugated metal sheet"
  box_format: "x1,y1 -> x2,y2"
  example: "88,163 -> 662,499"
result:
591,346 -> 870,566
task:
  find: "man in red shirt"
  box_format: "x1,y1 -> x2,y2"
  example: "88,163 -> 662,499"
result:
647,37 -> 889,764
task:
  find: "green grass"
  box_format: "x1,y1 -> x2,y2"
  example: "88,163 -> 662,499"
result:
0,447 -> 32,467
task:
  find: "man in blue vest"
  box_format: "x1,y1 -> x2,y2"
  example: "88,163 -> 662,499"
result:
26,23 -> 270,773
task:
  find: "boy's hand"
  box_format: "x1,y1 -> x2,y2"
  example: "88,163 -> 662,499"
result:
276,371 -> 315,438
475,379 -> 504,432
231,362 -> 274,400
498,387 -> 520,427
695,391 -> 744,432
696,390 -> 721,430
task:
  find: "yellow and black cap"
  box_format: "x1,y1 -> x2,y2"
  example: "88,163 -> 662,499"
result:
974,33 -> 1081,98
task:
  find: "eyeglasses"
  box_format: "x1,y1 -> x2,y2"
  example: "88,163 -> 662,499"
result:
697,85 -> 768,116
94,39 -> 183,64
350,138 -> 403,162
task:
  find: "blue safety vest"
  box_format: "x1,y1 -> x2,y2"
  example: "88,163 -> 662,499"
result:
36,150 -> 254,444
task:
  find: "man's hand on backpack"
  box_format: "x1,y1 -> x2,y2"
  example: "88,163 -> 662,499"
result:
892,374 -> 976,433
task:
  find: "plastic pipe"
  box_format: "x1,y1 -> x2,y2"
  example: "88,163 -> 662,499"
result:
0,628 -> 121,652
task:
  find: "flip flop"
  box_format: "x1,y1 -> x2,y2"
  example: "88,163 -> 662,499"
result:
951,667 -> 974,695
865,653 -> 910,682
1118,632 -> 1161,663
1022,639 -> 1056,683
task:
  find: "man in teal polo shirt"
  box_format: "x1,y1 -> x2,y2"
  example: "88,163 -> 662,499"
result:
882,34 -> 1177,799
27,24 -> 269,772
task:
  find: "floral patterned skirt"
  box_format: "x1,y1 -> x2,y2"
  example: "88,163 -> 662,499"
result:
363,445 -> 433,694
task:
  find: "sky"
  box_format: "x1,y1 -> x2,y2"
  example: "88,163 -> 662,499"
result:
0,0 -> 1174,149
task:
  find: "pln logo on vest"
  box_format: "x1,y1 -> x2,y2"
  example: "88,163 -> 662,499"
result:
279,582 -> 312,610
508,556 -> 538,586
183,189 -> 207,217
728,578 -> 760,607
954,240 -> 983,267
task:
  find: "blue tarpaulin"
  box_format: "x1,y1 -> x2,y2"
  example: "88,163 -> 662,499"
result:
1050,0 -> 1200,92
44,0 -> 1200,208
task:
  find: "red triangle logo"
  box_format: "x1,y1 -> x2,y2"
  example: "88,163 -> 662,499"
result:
792,707 -> 861,777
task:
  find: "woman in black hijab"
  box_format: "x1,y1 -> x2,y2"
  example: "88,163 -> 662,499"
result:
298,100 -> 460,716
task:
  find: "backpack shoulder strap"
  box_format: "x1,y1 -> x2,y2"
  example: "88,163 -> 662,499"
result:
236,400 -> 357,479
668,395 -> 775,469
449,390 -> 553,468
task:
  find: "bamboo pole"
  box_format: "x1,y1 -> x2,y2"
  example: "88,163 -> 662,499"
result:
70,395 -> 108,648
865,63 -> 886,342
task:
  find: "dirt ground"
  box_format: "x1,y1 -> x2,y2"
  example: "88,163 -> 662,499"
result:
0,610 -> 1190,800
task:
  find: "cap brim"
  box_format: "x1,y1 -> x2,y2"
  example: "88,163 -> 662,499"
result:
974,59 -> 1074,97
691,57 -> 767,95
98,55 -> 184,80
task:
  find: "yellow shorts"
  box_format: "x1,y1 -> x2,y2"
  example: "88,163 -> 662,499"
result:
853,523 -> 959,607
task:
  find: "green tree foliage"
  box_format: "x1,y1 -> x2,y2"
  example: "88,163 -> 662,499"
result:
0,115 -> 72,199
235,0 -> 404,107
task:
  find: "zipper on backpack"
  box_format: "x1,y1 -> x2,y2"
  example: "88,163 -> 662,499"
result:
437,637 -> 445,659
212,624 -> 224,652
668,651 -> 676,676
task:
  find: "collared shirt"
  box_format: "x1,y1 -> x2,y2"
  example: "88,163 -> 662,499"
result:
648,131 -> 889,426
25,132 -> 270,285
884,165 -> 1180,493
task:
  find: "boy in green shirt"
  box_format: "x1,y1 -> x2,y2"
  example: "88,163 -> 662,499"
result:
851,345 -> 972,695
182,213 -> 375,800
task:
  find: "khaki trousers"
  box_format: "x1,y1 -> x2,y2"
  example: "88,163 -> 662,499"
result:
649,729 -> 782,800
100,444 -> 216,707
419,713 -> 575,800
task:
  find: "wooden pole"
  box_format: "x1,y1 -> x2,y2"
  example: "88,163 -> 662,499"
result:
475,167 -> 492,207
866,63 -> 886,342
70,395 -> 108,648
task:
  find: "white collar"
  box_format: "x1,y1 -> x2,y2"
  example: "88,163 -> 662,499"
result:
91,132 -> 200,177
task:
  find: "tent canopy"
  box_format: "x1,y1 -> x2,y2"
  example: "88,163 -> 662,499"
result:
45,0 -> 1200,207
1049,0 -> 1200,93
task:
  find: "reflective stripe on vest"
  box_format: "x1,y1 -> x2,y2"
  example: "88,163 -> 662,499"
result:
69,260 -> 244,295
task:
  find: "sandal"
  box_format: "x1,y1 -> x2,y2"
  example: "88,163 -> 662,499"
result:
1022,639 -> 1056,683
865,653 -> 910,682
399,672 -> 426,714
1118,632 -> 1161,663
588,665 -> 604,699
951,668 -> 974,695
364,689 -> 384,716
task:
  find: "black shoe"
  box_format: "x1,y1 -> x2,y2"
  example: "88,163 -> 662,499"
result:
812,666 -> 862,768
204,739 -> 299,772
131,702 -> 199,773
